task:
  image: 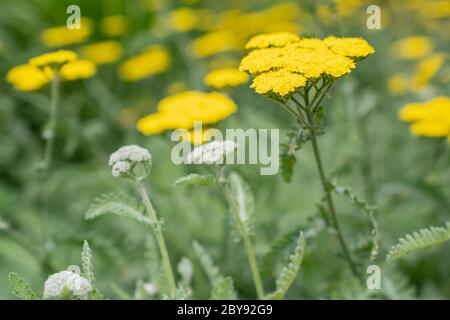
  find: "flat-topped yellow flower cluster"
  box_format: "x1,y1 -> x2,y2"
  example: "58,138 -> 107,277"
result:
240,32 -> 374,97
137,91 -> 237,136
399,96 -> 450,142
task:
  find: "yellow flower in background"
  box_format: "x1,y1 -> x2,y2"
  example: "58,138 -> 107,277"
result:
392,36 -> 434,60
6,64 -> 50,91
411,53 -> 446,91
170,8 -> 199,32
193,31 -> 241,58
101,15 -> 129,37
387,73 -> 409,96
399,96 -> 450,141
41,18 -> 93,47
119,46 -> 170,81
204,68 -> 249,89
137,91 -> 237,135
245,32 -> 300,50
81,41 -> 123,64
60,60 -> 96,80
240,32 -> 373,97
29,50 -> 77,67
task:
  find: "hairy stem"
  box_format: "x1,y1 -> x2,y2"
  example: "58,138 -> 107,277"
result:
41,72 -> 60,170
136,180 -> 177,296
221,180 -> 265,299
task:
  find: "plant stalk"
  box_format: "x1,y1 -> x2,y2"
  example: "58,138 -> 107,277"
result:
136,180 -> 177,296
41,72 -> 60,170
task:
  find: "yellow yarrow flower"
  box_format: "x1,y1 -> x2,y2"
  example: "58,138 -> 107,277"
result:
410,53 -> 446,91
119,46 -> 170,81
137,91 -> 237,135
29,50 -> 77,67
193,31 -> 241,58
41,18 -> 93,47
101,15 -> 129,37
81,41 -> 123,64
323,36 -> 375,59
251,69 -> 307,96
399,96 -> 450,141
392,36 -> 434,60
204,68 -> 249,89
6,64 -> 50,91
170,8 -> 199,32
245,32 -> 300,50
59,60 -> 96,80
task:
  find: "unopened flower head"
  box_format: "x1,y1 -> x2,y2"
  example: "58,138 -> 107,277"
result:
43,270 -> 92,300
109,145 -> 152,178
186,140 -> 237,165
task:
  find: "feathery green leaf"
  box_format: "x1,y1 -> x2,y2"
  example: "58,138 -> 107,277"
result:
8,272 -> 38,300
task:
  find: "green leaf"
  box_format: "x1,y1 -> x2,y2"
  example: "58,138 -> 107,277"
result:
193,241 -> 237,300
329,181 -> 380,261
228,172 -> 254,228
175,173 -> 215,186
85,193 -> 153,225
386,222 -> 450,261
81,241 -> 94,282
8,272 -> 38,300
266,232 -> 305,300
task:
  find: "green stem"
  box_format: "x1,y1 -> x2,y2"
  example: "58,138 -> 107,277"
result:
41,73 -> 60,170
305,109 -> 358,277
221,181 -> 265,299
136,180 -> 177,296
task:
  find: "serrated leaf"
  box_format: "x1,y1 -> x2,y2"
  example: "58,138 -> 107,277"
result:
266,232 -> 305,300
175,173 -> 215,186
386,222 -> 450,261
8,272 -> 38,300
228,172 -> 254,227
329,182 -> 380,261
193,241 -> 237,300
85,193 -> 153,225
81,241 -> 94,282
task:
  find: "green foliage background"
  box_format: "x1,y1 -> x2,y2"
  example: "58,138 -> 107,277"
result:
0,0 -> 449,299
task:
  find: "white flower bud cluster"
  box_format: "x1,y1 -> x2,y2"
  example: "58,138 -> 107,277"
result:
108,145 -> 152,177
186,140 -> 236,165
43,271 -> 92,299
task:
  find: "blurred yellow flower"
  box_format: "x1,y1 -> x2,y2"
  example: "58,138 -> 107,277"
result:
119,46 -> 170,81
137,91 -> 237,135
411,53 -> 446,91
334,0 -> 367,17
29,50 -> 77,67
81,41 -> 123,64
245,32 -> 300,50
392,36 -> 434,60
204,68 -> 249,89
193,31 -> 241,58
6,64 -> 49,91
399,96 -> 450,141
60,60 -> 96,80
323,36 -> 375,59
251,69 -> 307,96
170,8 -> 199,32
387,73 -> 409,96
41,18 -> 93,47
101,15 -> 129,37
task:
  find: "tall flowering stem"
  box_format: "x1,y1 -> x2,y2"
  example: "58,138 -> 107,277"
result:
41,71 -> 60,170
288,80 -> 358,277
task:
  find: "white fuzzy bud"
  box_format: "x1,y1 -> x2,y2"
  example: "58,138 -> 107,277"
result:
186,140 -> 236,165
108,145 -> 152,166
111,161 -> 131,177
43,271 -> 92,300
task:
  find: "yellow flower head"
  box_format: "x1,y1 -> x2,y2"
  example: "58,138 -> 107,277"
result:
204,68 -> 249,89
323,36 -> 375,59
101,15 -> 129,37
137,91 -> 237,135
170,8 -> 199,32
240,33 -> 372,97
392,36 -> 434,60
387,73 -> 409,96
6,64 -> 50,91
245,32 -> 300,50
251,69 -> 307,96
193,31 -> 241,58
81,41 -> 123,64
60,60 -> 96,80
29,50 -> 77,67
399,96 -> 450,141
410,53 -> 446,91
119,46 -> 170,81
41,18 -> 93,47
